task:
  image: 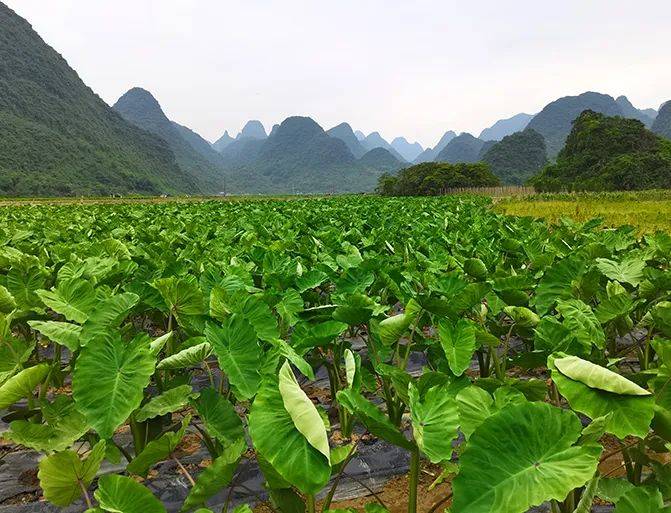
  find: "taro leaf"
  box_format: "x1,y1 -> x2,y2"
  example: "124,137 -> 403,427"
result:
153,276 -> 207,321
533,317 -> 576,353
446,282 -> 491,319
408,383 -> 459,463
28,320 -> 81,352
596,478 -> 634,503
439,318 -> 476,376
456,386 -> 525,440
38,440 -> 105,506
332,294 -> 375,326
296,270 -> 328,293
73,334 -> 154,439
375,363 -> 411,404
0,364 -> 49,409
533,256 -> 584,314
652,302 -> 671,338
290,320 -> 348,351
573,475 -> 599,513
595,293 -> 634,324
278,361 -> 330,463
4,396 -> 89,451
502,306 -> 540,328
36,279 -> 97,324
596,257 -> 646,287
276,288 -> 303,327
549,355 -> 654,439
94,474 -> 166,513
193,387 -> 244,447
212,291 -> 280,342
135,385 -> 196,423
78,292 -> 140,347
378,299 -> 421,346
249,378 -> 331,495
157,342 -> 212,370
556,299 -> 605,350
0,285 -> 16,313
474,377 -> 547,402
344,348 -> 358,389
336,388 -> 414,450
554,356 -> 650,396
267,338 -> 314,380
6,260 -> 47,312
127,416 -> 190,476
0,338 -> 34,385
613,486 -> 668,513
205,316 -> 261,400
451,402 -> 601,513
180,438 -> 246,512
149,331 -> 174,356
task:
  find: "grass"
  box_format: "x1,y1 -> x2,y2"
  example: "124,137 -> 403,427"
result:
495,190 -> 671,234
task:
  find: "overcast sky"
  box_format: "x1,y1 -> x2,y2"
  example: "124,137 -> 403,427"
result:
6,0 -> 670,147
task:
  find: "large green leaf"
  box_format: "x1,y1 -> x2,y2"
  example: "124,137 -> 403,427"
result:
533,256 -> 584,314
94,474 -> 166,513
408,382 -> 459,463
38,440 -> 105,506
439,318 -> 476,376
614,486 -> 669,513
73,335 -> 155,439
135,385 -> 196,422
596,257 -> 646,287
4,396 -> 89,451
554,356 -> 650,396
78,292 -> 140,347
249,378 -> 331,495
378,299 -> 421,346
205,316 -> 261,400
336,388 -> 414,450
36,279 -> 97,323
452,402 -> 601,513
156,342 -> 211,370
549,355 -> 654,439
456,385 -> 525,440
278,361 -> 330,463
193,387 -> 244,447
556,299 -> 605,350
0,337 -> 33,385
180,439 -> 245,512
127,416 -> 190,476
28,320 -> 82,352
0,364 -> 49,409
0,285 -> 16,313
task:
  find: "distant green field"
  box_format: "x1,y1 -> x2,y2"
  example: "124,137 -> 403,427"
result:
495,190 -> 671,234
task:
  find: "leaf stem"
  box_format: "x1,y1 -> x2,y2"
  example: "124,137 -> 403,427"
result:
172,456 -> 196,486
408,447 -> 420,513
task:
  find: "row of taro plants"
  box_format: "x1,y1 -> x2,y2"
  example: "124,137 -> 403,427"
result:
0,196 -> 670,513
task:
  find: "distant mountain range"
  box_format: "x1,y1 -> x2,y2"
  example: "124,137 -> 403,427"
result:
1,2 -> 668,196
479,113 -> 534,141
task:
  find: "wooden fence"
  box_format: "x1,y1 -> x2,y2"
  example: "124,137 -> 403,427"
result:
440,186 -> 536,197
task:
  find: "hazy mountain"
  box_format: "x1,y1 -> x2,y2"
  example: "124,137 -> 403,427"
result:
435,133 -> 486,163
652,101 -> 671,140
269,124 -> 280,137
526,92 -> 625,158
0,3 -> 201,196
225,116 -> 386,193
237,120 -> 267,140
532,110 -> 671,191
359,147 -> 403,172
212,130 -> 234,152
327,122 -> 367,158
171,121 -> 224,167
414,130 -> 457,163
641,108 -> 658,119
354,130 -> 366,141
391,137 -> 423,162
616,96 -> 655,127
113,88 -> 224,192
480,129 -> 547,185
361,132 -> 406,161
479,113 -> 533,141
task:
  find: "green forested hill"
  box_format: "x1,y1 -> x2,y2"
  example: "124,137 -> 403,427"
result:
0,2 -> 201,196
481,129 -> 547,185
532,110 -> 671,191
113,88 -> 226,192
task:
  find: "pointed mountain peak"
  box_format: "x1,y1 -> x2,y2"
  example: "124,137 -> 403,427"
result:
237,120 -> 267,140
